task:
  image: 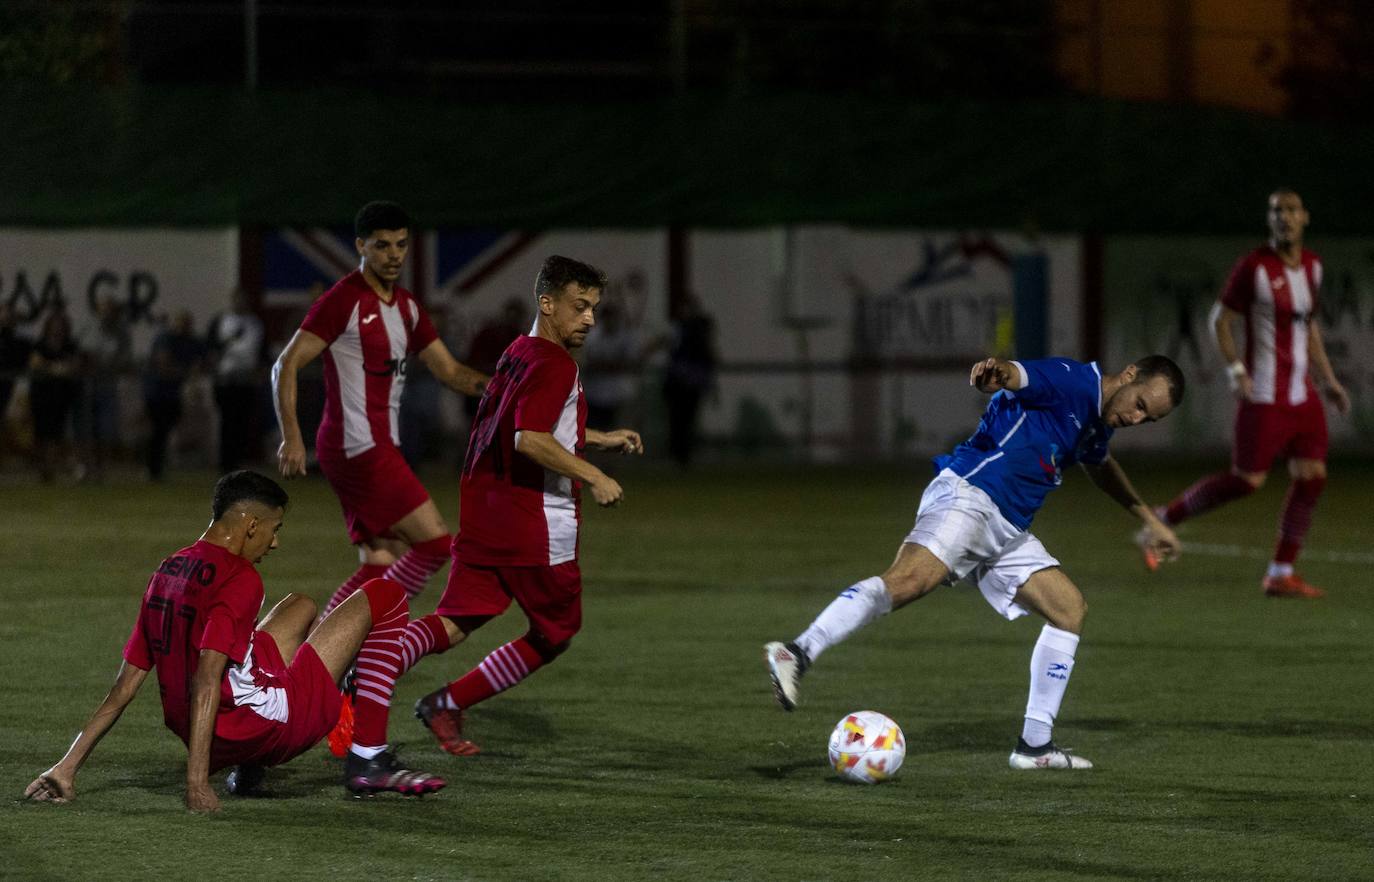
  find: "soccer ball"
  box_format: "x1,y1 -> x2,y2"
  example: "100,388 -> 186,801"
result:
827,711 -> 906,784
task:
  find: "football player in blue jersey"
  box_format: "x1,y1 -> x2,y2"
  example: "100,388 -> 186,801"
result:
765,354 -> 1185,770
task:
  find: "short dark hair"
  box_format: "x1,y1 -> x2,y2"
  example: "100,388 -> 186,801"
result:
355,201 -> 410,239
211,470 -> 289,521
1133,355 -> 1186,406
534,255 -> 607,299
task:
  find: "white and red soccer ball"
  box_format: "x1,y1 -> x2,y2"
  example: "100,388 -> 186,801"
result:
827,711 -> 906,784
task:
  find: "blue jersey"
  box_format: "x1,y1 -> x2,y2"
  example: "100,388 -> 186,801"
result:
933,358 -> 1113,530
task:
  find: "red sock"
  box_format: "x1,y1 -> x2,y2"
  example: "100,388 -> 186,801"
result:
322,563 -> 388,618
1273,476 -> 1326,565
383,535 -> 451,600
1165,472 -> 1254,525
352,610 -> 450,750
445,636 -> 546,710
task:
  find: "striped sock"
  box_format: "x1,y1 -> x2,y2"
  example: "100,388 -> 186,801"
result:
445,637 -> 546,710
1165,472 -> 1254,525
352,612 -> 451,750
383,536 -> 451,600
322,563 -> 389,618
1273,476 -> 1326,565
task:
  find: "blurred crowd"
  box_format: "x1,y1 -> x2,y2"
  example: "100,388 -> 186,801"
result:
0,284 -> 718,482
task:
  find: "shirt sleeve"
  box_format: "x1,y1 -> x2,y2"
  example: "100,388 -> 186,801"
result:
407,299 -> 440,355
195,569 -> 264,665
121,594 -> 154,671
513,356 -> 577,433
1008,358 -> 1074,408
1219,254 -> 1256,312
299,285 -> 356,345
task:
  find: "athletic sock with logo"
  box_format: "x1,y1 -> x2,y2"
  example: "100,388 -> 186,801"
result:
794,576 -> 893,664
1021,624 -> 1080,748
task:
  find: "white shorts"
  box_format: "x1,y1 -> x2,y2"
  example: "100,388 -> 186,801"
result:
904,469 -> 1059,620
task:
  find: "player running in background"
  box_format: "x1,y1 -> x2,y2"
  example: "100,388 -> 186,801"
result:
329,255 -> 644,762
766,355 -> 1185,770
22,471 -> 444,812
273,201 -> 487,619
1142,190 -> 1350,598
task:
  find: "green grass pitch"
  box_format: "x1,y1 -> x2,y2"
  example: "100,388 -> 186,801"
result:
2,459 -> 1371,880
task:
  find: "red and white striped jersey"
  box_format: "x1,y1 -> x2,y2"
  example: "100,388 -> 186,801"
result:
1220,246 -> 1322,407
456,335 -> 586,567
300,270 -> 438,458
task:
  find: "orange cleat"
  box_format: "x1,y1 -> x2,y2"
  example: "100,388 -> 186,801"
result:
1133,527 -> 1160,573
415,691 -> 482,756
1262,573 -> 1326,599
327,692 -> 355,758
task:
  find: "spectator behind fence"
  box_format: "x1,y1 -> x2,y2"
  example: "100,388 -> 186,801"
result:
142,310 -> 206,481
662,293 -> 717,467
28,309 -> 82,483
583,299 -> 644,431
1,303 -> 33,442
75,296 -> 132,481
207,288 -> 267,472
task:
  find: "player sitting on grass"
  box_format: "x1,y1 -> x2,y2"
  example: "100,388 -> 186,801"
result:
23,471 -> 444,811
766,355 -> 1184,770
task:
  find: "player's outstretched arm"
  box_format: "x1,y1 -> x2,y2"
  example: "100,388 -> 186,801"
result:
185,648 -> 228,814
968,357 -> 1026,393
586,428 -> 643,455
1081,457 -> 1181,563
271,329 -> 328,477
515,430 -> 624,507
24,662 -> 149,805
417,339 -> 489,398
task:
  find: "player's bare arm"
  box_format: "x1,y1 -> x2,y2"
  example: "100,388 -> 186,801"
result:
185,648 -> 228,813
24,662 -> 148,804
417,339 -> 489,397
1209,301 -> 1253,402
969,358 -> 1027,393
515,429 -> 624,506
586,428 -> 644,455
1082,456 -> 1181,562
271,329 -> 329,477
1306,323 -> 1351,415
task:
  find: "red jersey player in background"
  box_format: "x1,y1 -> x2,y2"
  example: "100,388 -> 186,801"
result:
23,471 -> 444,812
1141,189 -> 1351,598
273,202 -> 486,615
328,255 -> 644,761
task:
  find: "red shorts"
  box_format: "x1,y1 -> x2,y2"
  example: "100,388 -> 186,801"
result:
209,632 -> 342,772
1233,396 -> 1328,474
436,559 -> 583,645
317,442 -> 431,543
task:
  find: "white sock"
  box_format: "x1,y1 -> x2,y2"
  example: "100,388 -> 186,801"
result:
1021,624 -> 1080,748
1267,561 -> 1294,579
349,743 -> 387,760
795,577 -> 893,663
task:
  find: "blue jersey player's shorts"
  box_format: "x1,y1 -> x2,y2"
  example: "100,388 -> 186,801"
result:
905,469 -> 1059,620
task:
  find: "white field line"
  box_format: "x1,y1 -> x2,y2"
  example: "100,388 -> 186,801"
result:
1182,541 -> 1374,566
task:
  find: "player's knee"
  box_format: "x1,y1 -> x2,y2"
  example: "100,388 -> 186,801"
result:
525,630 -> 571,663
361,547 -> 399,568
285,593 -> 318,618
882,570 -> 939,606
1233,469 -> 1267,490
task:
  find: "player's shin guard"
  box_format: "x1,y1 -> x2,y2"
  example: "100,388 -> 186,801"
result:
349,579 -> 414,749
794,577 -> 893,664
1164,471 -> 1254,525
1021,624 -> 1079,748
383,535 -> 452,600
1273,475 -> 1326,565
322,563 -> 389,619
444,635 -> 551,710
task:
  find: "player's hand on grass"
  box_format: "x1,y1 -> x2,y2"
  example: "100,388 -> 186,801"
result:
1141,519 -> 1182,564
186,782 -> 220,814
23,766 -> 75,803
969,358 -> 1008,393
588,475 -> 624,507
277,437 -> 307,478
1323,382 -> 1351,416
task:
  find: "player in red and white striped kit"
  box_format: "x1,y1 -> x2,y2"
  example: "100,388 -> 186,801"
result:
1142,190 -> 1351,598
273,202 -> 487,620
326,255 -> 644,760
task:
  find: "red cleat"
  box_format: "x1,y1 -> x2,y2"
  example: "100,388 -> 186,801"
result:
327,692 -> 355,758
415,691 -> 482,756
1262,573 -> 1326,599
